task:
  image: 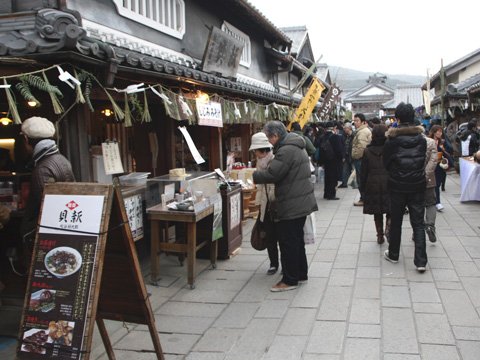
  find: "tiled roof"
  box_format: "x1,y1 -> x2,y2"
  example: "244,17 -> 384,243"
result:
0,8 -> 297,105
382,85 -> 423,109
280,26 -> 308,55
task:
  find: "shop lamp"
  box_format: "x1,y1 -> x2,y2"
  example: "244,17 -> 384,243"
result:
27,100 -> 38,107
0,117 -> 13,125
101,109 -> 113,117
196,90 -> 210,103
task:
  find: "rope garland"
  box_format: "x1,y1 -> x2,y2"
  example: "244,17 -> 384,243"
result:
0,63 -> 300,126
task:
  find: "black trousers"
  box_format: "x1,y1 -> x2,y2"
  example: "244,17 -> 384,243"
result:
277,217 -> 308,285
323,160 -> 338,199
264,212 -> 279,268
388,191 -> 427,267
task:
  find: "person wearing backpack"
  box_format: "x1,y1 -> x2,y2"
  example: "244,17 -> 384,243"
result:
319,121 -> 344,200
351,113 -> 372,206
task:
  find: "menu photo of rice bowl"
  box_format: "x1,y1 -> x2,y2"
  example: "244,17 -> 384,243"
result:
29,289 -> 56,313
44,246 -> 82,278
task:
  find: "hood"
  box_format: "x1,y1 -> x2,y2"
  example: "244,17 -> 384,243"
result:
277,132 -> 305,150
386,125 -> 424,138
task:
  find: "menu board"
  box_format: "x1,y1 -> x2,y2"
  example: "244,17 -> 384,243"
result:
18,195 -> 105,359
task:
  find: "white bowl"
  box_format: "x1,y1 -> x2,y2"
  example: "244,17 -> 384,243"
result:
44,247 -> 82,278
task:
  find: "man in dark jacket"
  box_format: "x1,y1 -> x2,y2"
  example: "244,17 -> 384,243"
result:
320,121 -> 344,200
253,121 -> 318,292
20,117 -> 75,245
383,103 -> 428,272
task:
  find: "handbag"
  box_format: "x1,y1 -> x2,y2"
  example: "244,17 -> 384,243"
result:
250,216 -> 268,250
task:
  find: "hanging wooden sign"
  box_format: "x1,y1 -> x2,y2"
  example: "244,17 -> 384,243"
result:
17,182 -> 163,360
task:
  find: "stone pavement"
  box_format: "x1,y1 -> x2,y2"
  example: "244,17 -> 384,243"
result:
2,172 -> 479,359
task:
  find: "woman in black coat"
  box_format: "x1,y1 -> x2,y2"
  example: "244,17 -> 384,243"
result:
360,124 -> 390,244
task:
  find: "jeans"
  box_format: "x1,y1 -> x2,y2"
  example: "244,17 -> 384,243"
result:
353,159 -> 363,200
424,187 -> 437,229
342,160 -> 353,185
388,191 -> 427,267
277,217 -> 308,285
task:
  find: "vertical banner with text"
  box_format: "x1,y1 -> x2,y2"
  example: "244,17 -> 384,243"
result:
290,78 -> 325,129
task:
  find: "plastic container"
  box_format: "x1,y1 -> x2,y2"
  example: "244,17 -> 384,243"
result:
119,172 -> 150,186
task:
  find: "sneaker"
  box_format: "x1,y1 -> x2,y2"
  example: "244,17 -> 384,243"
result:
353,200 -> 364,206
270,282 -> 298,292
416,266 -> 426,273
298,278 -> 308,284
436,203 -> 444,212
384,250 -> 398,263
425,226 -> 437,243
267,266 -> 278,275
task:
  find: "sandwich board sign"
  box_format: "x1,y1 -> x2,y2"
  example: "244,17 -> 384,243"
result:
17,182 -> 164,359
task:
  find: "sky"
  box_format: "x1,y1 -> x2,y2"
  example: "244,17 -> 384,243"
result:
249,0 -> 479,78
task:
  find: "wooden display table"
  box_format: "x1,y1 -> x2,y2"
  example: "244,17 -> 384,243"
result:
147,203 -> 217,289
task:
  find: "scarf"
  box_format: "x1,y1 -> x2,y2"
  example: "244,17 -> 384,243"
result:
32,139 -> 59,166
256,151 -> 274,170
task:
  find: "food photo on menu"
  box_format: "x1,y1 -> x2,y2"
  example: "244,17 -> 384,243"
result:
21,328 -> 49,354
48,320 -> 75,346
29,289 -> 56,313
44,246 -> 82,278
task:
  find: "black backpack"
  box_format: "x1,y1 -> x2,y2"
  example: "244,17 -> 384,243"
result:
317,134 -> 334,165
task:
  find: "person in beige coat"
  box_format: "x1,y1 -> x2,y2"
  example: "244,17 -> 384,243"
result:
250,132 -> 278,275
351,113 -> 372,206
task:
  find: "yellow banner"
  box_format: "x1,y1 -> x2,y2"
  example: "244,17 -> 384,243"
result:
289,78 -> 325,129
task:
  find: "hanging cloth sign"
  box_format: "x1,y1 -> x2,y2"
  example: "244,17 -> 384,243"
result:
318,84 -> 341,119
197,100 -> 223,127
290,78 -> 325,129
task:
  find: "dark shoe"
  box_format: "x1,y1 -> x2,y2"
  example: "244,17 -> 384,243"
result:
377,235 -> 385,244
441,186 -> 445,192
338,184 -> 348,188
327,197 -> 340,200
267,266 -> 278,275
353,200 -> 364,206
270,281 -> 298,292
426,226 -> 437,243
298,278 -> 308,284
384,250 -> 398,263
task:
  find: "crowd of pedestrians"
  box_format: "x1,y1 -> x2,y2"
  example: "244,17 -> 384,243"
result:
249,104 -> 480,291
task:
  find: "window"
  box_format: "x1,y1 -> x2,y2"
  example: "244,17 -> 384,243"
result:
221,21 -> 251,68
112,0 -> 185,39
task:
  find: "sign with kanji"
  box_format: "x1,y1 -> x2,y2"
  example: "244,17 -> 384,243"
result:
291,78 -> 325,128
318,84 -> 341,119
17,183 -> 164,360
202,26 -> 244,78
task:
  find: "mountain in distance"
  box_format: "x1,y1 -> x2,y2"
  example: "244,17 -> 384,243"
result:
328,66 -> 426,92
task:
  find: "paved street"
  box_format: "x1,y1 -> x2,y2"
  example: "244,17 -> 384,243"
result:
2,172 -> 479,359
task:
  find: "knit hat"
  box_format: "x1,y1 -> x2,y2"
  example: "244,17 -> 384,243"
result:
21,117 -> 55,139
249,132 -> 272,151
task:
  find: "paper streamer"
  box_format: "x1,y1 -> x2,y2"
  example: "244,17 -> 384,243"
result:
178,126 -> 205,164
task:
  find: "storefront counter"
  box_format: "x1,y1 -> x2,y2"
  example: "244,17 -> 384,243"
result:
147,203 -> 217,289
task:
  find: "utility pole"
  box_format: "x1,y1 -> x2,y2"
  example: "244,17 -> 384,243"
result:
440,58 -> 446,127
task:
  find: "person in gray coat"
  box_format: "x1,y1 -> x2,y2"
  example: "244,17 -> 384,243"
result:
253,121 -> 318,292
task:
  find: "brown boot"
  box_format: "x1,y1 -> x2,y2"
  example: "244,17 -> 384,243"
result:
374,218 -> 385,244
385,216 -> 391,243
